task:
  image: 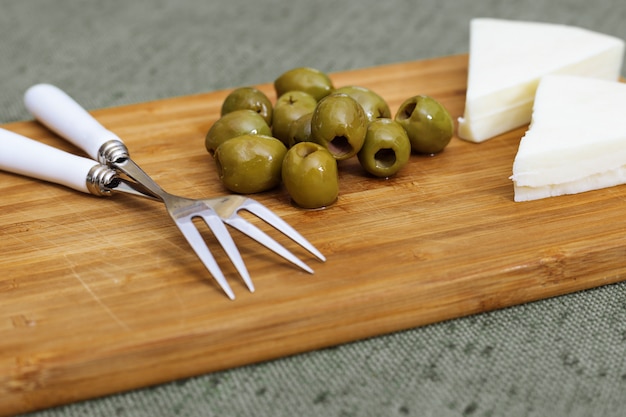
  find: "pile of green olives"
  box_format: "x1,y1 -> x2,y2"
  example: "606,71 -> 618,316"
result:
205,66 -> 454,209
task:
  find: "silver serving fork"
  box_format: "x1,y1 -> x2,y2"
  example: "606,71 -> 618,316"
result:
21,83 -> 325,299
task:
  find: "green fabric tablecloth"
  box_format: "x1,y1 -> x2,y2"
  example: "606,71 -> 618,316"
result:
3,1 -> 626,416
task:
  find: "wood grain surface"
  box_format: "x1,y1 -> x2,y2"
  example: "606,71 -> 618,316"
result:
2,54 -> 626,416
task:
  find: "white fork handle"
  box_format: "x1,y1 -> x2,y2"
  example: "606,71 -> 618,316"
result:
0,127 -> 99,194
24,83 -> 123,161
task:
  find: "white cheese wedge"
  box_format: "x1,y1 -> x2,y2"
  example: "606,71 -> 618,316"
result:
511,75 -> 626,202
458,18 -> 624,143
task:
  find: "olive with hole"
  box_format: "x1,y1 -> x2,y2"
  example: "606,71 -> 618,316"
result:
358,118 -> 411,178
311,93 -> 367,161
334,85 -> 391,122
271,91 -> 317,146
282,142 -> 339,209
214,134 -> 287,194
205,109 -> 272,156
221,86 -> 273,125
274,67 -> 334,101
394,95 -> 454,154
287,112 -> 313,148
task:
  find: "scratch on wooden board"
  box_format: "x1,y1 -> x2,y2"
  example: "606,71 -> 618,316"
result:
64,255 -> 131,332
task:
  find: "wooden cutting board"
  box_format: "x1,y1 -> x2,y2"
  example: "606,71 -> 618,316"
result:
2,54 -> 626,415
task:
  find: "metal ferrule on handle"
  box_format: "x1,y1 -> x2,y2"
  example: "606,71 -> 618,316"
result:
98,138 -> 131,166
86,164 -> 119,196
99,139 -> 167,200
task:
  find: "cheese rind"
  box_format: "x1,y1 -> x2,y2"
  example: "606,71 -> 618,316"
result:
459,18 -> 625,143
511,75 -> 626,202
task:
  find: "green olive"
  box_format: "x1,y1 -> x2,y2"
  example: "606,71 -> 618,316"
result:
274,67 -> 334,101
394,95 -> 454,154
311,93 -> 367,160
205,109 -> 272,156
221,86 -> 273,125
271,91 -> 317,146
287,112 -> 314,148
282,142 -> 338,209
357,118 -> 411,178
214,134 -> 287,194
334,85 -> 391,122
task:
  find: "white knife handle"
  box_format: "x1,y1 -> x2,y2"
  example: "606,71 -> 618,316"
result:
0,127 -> 107,194
23,83 -> 123,162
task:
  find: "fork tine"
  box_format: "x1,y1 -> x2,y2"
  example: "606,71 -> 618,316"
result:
198,210 -> 255,294
174,220 -> 236,300
239,199 -> 327,263
225,215 -> 314,274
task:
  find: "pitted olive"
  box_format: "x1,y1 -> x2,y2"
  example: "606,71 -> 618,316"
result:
214,134 -> 287,194
394,95 -> 453,154
357,118 -> 411,177
271,91 -> 317,146
282,142 -> 338,209
274,67 -> 334,101
334,85 -> 391,122
221,86 -> 273,125
311,93 -> 367,160
205,109 -> 272,155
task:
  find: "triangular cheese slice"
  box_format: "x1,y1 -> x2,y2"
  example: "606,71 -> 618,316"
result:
458,18 -> 624,143
511,75 -> 626,202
